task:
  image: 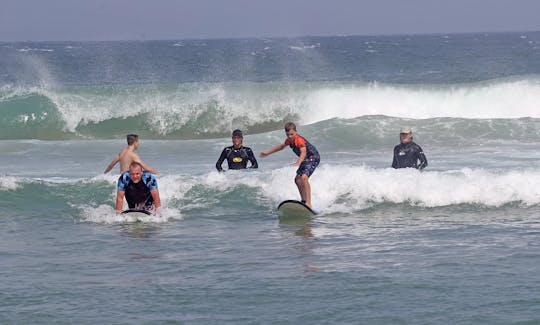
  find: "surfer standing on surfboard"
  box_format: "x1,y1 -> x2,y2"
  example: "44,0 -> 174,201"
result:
260,122 -> 320,208
104,134 -> 159,175
116,162 -> 161,214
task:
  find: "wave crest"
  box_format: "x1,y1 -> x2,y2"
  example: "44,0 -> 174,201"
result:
2,78 -> 540,139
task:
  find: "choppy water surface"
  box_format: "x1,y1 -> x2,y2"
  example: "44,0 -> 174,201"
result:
1,32 -> 540,323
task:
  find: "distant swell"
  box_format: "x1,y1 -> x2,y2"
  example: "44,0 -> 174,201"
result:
1,78 -> 540,140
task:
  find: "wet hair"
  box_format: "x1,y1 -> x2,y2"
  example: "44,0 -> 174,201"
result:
129,161 -> 143,171
126,134 -> 139,146
284,122 -> 297,132
232,129 -> 243,137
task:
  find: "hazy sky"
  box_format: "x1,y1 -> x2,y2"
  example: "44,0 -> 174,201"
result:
2,0 -> 540,41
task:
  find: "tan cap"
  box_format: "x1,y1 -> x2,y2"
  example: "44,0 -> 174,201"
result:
400,126 -> 412,134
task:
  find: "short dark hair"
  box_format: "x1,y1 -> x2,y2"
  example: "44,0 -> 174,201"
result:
284,122 -> 296,132
232,129 -> 243,137
127,134 -> 138,145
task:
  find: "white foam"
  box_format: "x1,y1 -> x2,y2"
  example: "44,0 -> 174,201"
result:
0,176 -> 22,191
65,174 -> 182,223
300,80 -> 540,124
80,204 -> 180,224
175,165 -> 540,213
307,165 -> 540,211
16,165 -> 540,221
32,79 -> 540,136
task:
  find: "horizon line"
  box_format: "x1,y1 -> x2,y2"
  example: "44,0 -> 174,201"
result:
1,29 -> 539,43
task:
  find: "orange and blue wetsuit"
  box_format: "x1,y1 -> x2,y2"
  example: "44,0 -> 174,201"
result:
284,134 -> 320,177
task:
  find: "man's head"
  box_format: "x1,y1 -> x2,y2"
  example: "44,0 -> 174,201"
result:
399,127 -> 413,144
128,162 -> 143,183
284,122 -> 297,142
127,134 -> 139,148
232,129 -> 243,148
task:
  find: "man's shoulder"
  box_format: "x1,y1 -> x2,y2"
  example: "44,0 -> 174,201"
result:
120,150 -> 137,163
142,171 -> 158,188
117,171 -> 131,190
119,171 -> 130,180
142,171 -> 155,177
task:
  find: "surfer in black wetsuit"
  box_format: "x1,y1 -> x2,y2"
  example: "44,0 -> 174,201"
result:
216,129 -> 258,172
116,162 -> 161,214
392,126 -> 428,170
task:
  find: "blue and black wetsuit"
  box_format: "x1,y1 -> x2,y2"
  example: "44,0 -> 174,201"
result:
117,171 -> 158,210
392,141 -> 428,170
216,146 -> 258,172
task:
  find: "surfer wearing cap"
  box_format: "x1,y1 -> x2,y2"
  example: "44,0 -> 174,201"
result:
104,134 -> 159,175
260,122 -> 320,208
215,129 -> 258,172
116,162 -> 161,214
392,127 -> 428,170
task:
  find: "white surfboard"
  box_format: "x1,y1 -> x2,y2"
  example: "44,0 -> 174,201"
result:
121,209 -> 151,221
277,200 -> 319,220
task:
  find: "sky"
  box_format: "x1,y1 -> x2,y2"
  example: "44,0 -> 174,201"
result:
2,0 -> 540,41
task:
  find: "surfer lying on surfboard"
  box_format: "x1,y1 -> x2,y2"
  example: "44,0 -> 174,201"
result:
260,122 -> 320,208
116,162 -> 161,215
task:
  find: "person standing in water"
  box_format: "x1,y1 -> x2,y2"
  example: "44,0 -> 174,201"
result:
260,122 -> 320,208
215,129 -> 258,172
104,134 -> 159,175
392,127 -> 428,170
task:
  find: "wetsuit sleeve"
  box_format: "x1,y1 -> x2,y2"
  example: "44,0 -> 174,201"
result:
117,172 -> 129,191
143,173 -> 158,190
416,145 -> 428,170
295,136 -> 307,148
391,146 -> 399,169
216,148 -> 227,172
246,148 -> 258,169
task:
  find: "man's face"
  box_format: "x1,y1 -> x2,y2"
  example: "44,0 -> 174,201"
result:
133,140 -> 140,150
232,135 -> 243,148
400,132 -> 413,144
286,129 -> 297,142
129,165 -> 143,183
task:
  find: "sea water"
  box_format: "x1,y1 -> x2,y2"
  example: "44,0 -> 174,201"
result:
1,32 -> 540,323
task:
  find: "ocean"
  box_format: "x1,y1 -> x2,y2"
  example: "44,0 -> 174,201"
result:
1,32 -> 540,323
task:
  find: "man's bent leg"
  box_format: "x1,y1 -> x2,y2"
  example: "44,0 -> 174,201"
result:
295,175 -> 307,204
301,174 -> 311,208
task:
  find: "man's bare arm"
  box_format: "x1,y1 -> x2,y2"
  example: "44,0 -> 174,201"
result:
132,153 -> 159,174
104,154 -> 121,173
116,190 -> 125,213
105,148 -> 128,173
260,143 -> 286,157
150,189 -> 161,215
292,146 -> 307,166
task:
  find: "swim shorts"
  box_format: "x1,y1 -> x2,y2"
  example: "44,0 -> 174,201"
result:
296,158 -> 320,177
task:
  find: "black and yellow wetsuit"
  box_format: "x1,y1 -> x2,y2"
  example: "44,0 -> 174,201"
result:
215,146 -> 258,172
392,141 -> 428,170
